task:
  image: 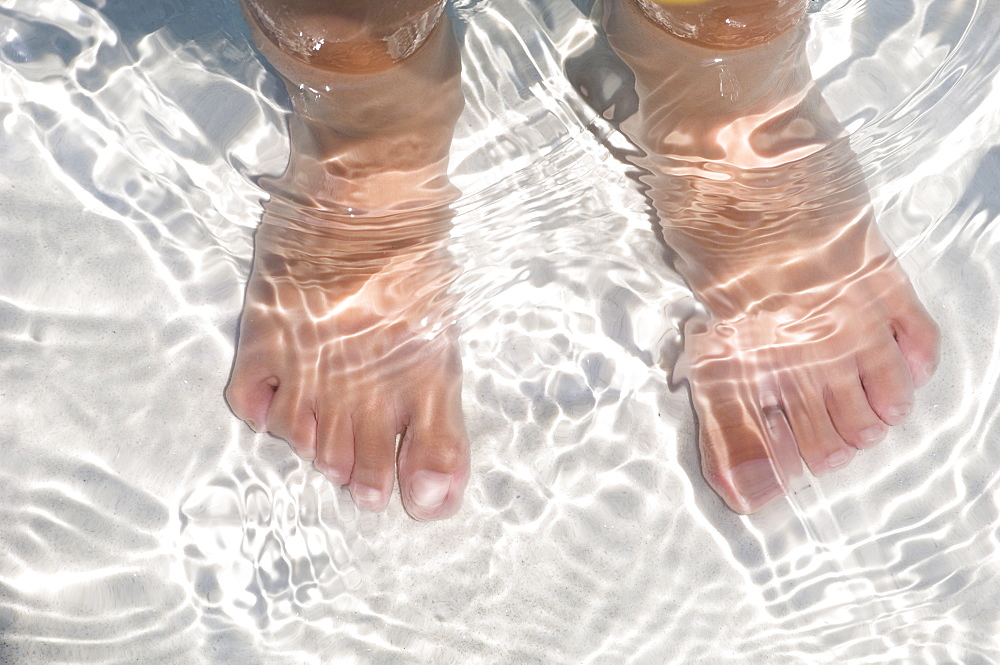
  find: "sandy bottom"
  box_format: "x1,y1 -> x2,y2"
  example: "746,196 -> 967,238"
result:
1,0 -> 999,662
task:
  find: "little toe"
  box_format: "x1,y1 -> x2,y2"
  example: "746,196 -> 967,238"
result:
825,373 -> 886,450
858,341 -> 914,426
398,417 -> 470,521
348,406 -> 398,512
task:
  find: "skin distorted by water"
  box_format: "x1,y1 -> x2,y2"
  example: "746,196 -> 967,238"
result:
641,0 -> 805,48
605,0 -> 939,512
241,0 -> 446,72
228,0 -> 469,521
227,0 -> 939,517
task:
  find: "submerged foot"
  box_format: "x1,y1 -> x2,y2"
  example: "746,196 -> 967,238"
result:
227,0 -> 468,520
605,0 -> 940,512
227,215 -> 469,520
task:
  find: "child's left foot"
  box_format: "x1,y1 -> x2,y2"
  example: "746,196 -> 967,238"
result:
606,0 -> 940,512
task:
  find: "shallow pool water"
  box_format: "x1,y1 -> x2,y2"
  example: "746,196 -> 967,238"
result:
1,0 -> 999,662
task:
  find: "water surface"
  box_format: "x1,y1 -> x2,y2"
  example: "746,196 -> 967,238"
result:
1,0 -> 999,662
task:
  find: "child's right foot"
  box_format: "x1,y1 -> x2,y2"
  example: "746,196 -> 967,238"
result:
605,0 -> 940,513
227,0 -> 469,520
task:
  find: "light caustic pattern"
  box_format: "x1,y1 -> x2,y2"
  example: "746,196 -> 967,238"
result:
0,0 -> 999,663
224,5 -> 471,521
602,0 -> 941,515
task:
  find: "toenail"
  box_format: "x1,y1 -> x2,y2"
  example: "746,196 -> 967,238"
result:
916,363 -> 937,387
315,462 -> 348,485
244,419 -> 259,433
731,459 -> 782,505
859,426 -> 886,447
409,470 -> 452,509
826,449 -> 852,470
352,485 -> 385,509
885,404 -> 912,423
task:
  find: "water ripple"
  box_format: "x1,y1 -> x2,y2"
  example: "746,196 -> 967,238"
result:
1,0 -> 999,662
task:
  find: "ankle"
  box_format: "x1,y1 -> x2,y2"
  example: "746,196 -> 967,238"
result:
244,5 -> 463,213
632,0 -> 807,49
607,0 -> 817,154
241,0 -> 447,74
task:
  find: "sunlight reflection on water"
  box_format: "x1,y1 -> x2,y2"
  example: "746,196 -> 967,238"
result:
0,0 -> 998,662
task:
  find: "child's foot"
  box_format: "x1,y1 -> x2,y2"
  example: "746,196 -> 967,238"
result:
605,0 -> 940,513
227,1 -> 469,520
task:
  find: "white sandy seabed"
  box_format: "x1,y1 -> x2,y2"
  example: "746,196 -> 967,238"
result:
1,0 -> 1000,662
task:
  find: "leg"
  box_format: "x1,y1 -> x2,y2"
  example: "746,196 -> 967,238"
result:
242,0 -> 447,73
604,0 -> 940,512
226,0 -> 469,520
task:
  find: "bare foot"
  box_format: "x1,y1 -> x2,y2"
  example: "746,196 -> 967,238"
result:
605,0 -> 940,513
227,1 -> 469,520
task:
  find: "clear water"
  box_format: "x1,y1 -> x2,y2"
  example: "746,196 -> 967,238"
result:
1,0 -> 998,662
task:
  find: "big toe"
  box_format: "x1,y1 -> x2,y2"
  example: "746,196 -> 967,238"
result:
398,401 -> 470,521
698,396 -> 799,514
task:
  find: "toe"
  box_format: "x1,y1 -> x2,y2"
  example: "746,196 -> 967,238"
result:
858,338 -> 914,426
348,404 -> 398,512
314,409 -> 354,483
696,391 -> 794,514
398,393 -> 470,521
266,384 -> 318,458
782,380 -> 856,476
825,370 -> 886,450
892,301 -> 941,388
225,370 -> 276,434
